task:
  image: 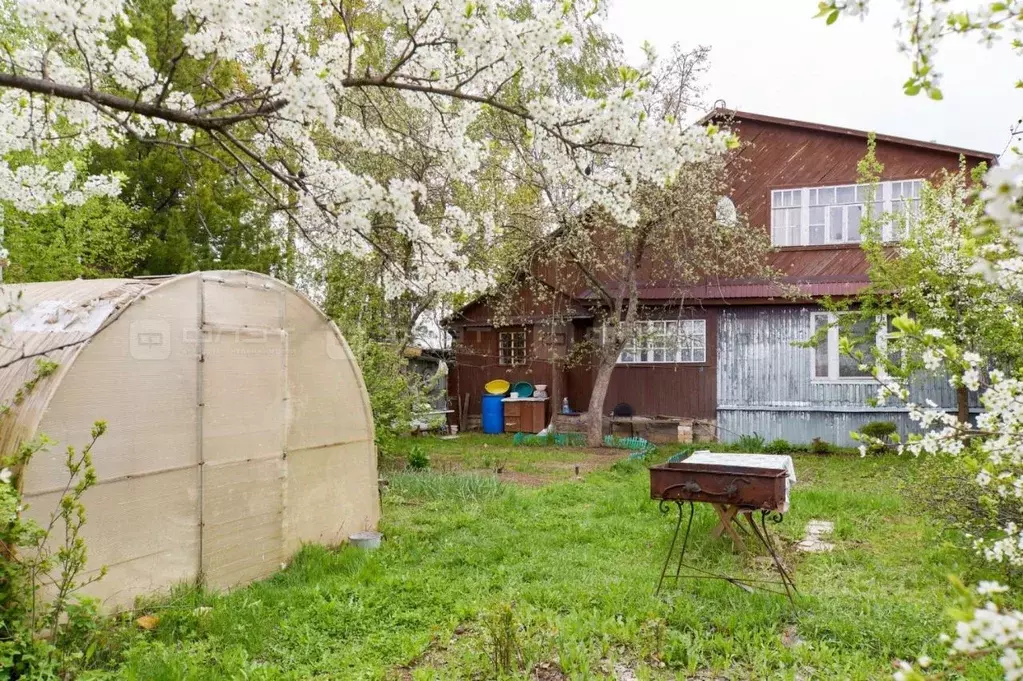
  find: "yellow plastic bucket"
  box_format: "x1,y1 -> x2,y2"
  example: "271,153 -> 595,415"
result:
484,379 -> 510,395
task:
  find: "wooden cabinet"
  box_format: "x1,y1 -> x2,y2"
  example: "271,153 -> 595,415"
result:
502,399 -> 547,434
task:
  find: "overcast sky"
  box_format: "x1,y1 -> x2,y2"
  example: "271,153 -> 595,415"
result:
606,0 -> 1018,157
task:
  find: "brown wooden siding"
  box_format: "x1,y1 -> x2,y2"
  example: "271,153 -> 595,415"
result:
726,116 -> 992,238
563,308 -> 718,420
452,309 -> 718,421
447,324 -> 556,422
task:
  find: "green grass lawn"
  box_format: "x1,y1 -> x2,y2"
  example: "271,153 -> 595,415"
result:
84,436 -> 1012,680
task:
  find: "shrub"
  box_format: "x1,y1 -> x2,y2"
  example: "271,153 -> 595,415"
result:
1,416 -> 107,678
810,437 -> 830,455
859,420 -> 898,442
406,445 -> 430,471
855,421 -> 899,454
765,439 -> 792,455
736,433 -> 765,453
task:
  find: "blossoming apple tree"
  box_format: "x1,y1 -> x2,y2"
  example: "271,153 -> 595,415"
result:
0,0 -> 730,298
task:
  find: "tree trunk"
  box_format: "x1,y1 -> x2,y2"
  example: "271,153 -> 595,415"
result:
583,230 -> 644,448
549,360 -> 560,431
585,354 -> 616,447
957,385 -> 970,426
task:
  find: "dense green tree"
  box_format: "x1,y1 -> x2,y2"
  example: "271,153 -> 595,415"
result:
2,196 -> 146,282
90,141 -> 287,276
0,0 -> 289,281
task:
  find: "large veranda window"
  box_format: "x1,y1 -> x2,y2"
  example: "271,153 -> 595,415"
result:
771,179 -> 923,247
811,312 -> 894,381
615,319 -> 707,364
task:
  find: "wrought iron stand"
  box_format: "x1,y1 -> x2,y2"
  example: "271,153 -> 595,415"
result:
655,500 -> 798,604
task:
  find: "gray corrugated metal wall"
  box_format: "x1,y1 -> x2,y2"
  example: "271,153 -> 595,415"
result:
717,409 -> 924,447
716,306 -> 963,446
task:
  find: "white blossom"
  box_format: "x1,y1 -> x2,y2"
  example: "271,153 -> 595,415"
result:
0,0 -> 729,298
963,367 -> 982,391
979,581 -> 1011,596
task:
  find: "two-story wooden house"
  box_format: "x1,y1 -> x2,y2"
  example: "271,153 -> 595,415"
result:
445,109 -> 996,445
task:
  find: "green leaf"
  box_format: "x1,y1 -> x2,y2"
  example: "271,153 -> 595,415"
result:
904,83 -> 922,96
826,9 -> 840,24
891,314 -> 919,334
927,86 -> 944,100
814,1 -> 835,19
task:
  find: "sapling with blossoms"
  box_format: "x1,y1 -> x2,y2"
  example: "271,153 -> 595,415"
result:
0,0 -> 734,298
854,266 -> 1023,680
840,141 -> 1022,427
848,204 -> 1023,677
818,0 -> 1023,297
819,3 -> 1023,678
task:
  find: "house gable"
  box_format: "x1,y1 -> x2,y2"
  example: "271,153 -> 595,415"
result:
707,109 -> 996,240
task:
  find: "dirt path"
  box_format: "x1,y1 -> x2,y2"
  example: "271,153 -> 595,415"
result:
431,447 -> 628,486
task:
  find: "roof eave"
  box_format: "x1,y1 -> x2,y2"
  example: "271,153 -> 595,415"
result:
699,107 -> 998,162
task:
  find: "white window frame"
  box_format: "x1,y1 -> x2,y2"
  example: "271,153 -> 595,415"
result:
771,179 -> 923,247
810,312 -> 889,383
498,330 -> 527,366
608,319 -> 707,365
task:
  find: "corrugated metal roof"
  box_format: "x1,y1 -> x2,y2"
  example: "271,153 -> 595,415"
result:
0,278 -> 159,458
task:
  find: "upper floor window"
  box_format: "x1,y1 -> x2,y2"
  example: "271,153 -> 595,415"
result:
615,319 -> 706,364
771,179 -> 923,247
498,330 -> 526,366
890,180 -> 923,240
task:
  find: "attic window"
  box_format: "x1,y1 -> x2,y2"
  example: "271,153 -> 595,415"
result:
498,330 -> 527,366
771,180 -> 923,247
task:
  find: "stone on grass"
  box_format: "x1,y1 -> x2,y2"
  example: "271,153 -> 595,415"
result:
796,519 -> 835,553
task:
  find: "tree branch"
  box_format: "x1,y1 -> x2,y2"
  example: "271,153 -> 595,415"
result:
0,72 -> 289,129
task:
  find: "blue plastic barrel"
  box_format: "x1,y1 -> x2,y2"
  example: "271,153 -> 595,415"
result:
481,394 -> 505,434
